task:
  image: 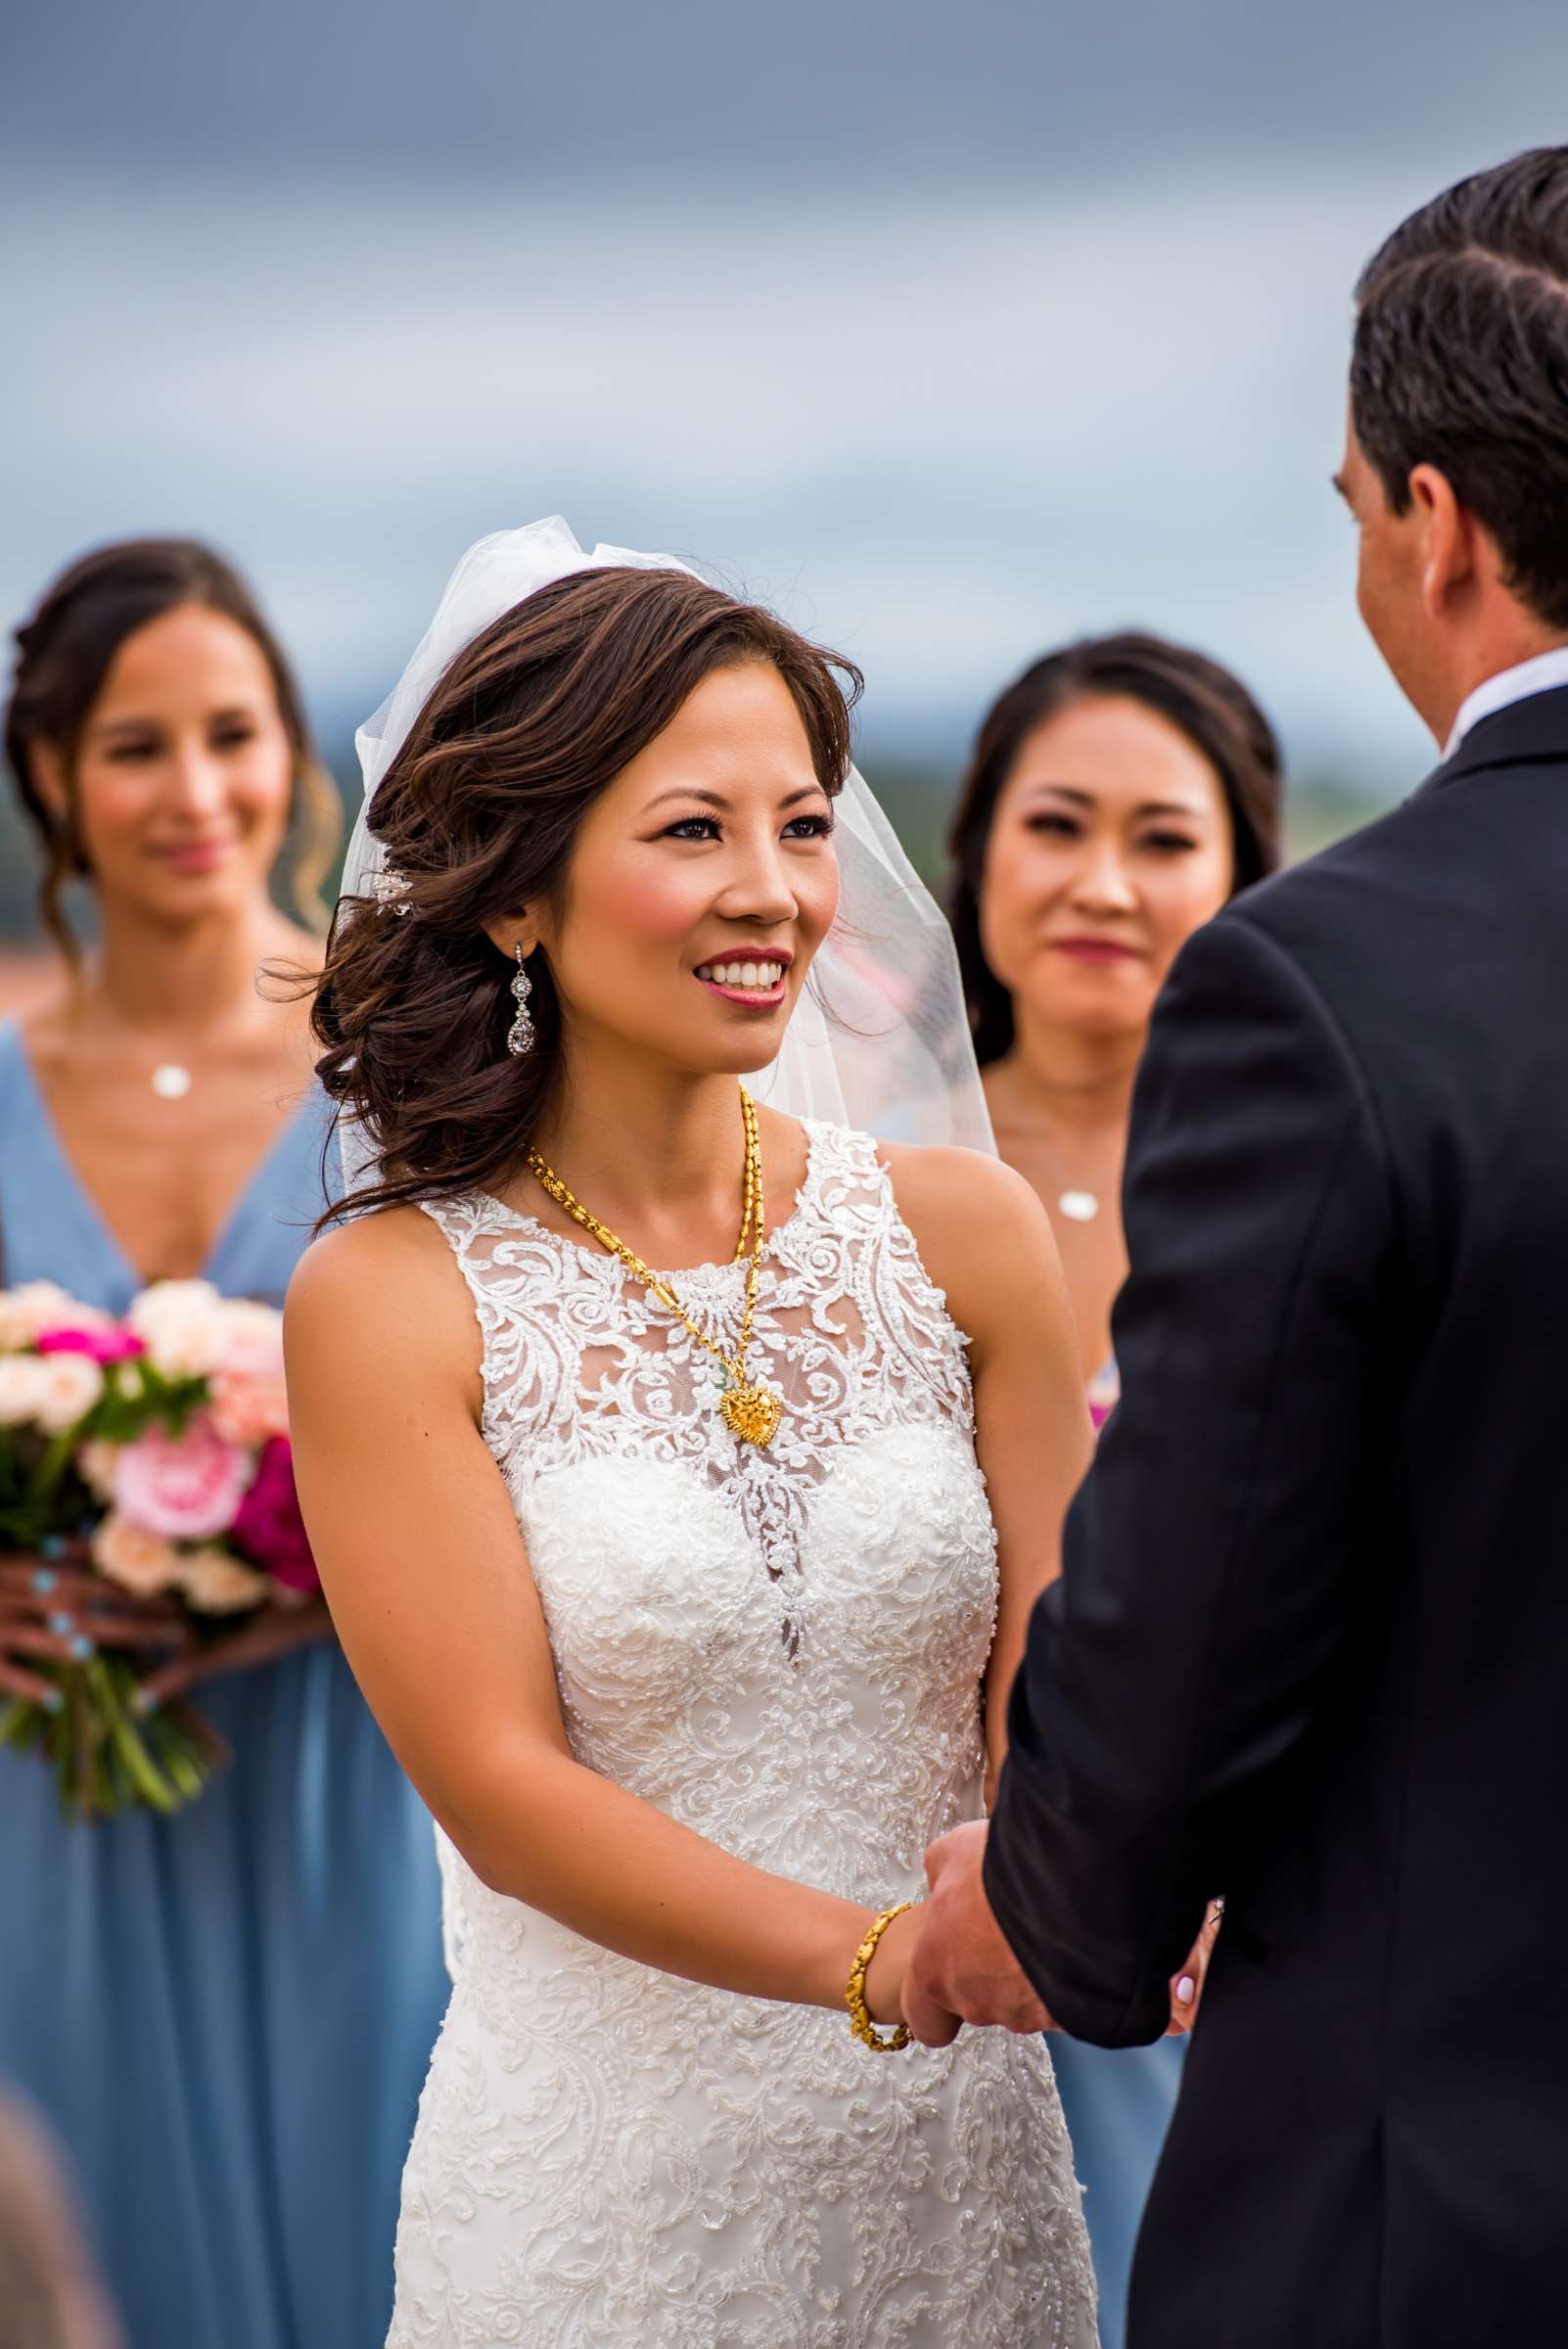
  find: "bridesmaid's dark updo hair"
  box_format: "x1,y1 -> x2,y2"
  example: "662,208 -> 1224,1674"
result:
946,630 -> 1284,1065
312,565 -> 860,1223
4,536 -> 339,961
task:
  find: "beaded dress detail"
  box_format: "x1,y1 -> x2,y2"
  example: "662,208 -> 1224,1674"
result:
392,1121 -> 1096,2348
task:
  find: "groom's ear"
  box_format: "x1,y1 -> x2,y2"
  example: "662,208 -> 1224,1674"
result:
1408,462 -> 1476,618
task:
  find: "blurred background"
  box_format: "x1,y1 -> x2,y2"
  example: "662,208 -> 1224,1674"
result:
5,0 -> 1568,999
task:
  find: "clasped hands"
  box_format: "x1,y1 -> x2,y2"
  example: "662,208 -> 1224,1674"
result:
883,1819 -> 1220,2048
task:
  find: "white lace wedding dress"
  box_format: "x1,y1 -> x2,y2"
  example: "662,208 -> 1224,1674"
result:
390,1121 -> 1097,2348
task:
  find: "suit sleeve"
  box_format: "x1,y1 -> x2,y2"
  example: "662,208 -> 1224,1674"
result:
984,905 -> 1397,2046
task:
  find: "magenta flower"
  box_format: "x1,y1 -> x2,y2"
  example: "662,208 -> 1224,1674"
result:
112,1413 -> 252,1541
231,1437 -> 319,1595
36,1325 -> 146,1364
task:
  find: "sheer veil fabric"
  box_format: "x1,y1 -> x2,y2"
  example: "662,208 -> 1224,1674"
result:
339,517 -> 993,1188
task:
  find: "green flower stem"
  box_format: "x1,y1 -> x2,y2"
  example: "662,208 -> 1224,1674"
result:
85,1655 -> 178,1815
24,1425 -> 88,1514
2,1654 -> 223,1822
57,1667 -> 86,1812
0,1695 -> 36,1748
148,1711 -> 211,1804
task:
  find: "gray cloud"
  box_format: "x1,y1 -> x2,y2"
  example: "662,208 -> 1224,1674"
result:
3,160 -> 1441,787
5,0 -> 1564,182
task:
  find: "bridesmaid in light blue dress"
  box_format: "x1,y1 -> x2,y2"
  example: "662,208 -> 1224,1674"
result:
0,539 -> 447,2349
946,629 -> 1284,2349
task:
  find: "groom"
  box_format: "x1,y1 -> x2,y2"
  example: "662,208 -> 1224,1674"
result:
907,148 -> 1568,2347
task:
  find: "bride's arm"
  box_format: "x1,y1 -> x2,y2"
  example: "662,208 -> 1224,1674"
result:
882,1148 -> 1093,1809
284,1207 -> 910,2020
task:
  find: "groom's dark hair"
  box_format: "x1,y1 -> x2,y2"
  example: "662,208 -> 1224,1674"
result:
1352,147 -> 1568,631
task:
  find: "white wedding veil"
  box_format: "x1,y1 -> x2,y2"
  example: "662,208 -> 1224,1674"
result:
341,518 -> 993,1182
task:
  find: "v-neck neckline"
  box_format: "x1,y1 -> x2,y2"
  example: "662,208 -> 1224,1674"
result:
4,1021 -> 313,1297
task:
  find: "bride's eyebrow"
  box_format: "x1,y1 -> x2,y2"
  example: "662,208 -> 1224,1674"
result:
647,788 -> 730,810
645,786 -> 825,812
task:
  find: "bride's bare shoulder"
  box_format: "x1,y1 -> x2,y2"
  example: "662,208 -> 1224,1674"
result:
875,1140 -> 1066,1339
877,1140 -> 1047,1238
285,1203 -> 480,1375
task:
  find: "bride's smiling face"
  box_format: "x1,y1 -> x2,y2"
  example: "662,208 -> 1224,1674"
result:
512,662 -> 842,1077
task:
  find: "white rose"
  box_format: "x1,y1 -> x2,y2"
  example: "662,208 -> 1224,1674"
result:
0,1356 -> 46,1425
92,1512 -> 184,1596
0,1282 -> 98,1353
30,1352 -> 105,1436
128,1280 -> 232,1379
178,1547 -> 270,1615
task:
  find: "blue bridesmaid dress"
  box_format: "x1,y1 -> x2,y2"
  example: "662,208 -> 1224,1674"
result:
1050,2035 -> 1184,2349
0,1019 -> 449,2349
1048,1357 -> 1185,2349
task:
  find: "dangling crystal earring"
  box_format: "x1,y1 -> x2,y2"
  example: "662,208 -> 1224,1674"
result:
506,943 -> 536,1057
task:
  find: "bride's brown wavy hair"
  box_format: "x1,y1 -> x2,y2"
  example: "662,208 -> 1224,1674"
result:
312,565 -> 860,1223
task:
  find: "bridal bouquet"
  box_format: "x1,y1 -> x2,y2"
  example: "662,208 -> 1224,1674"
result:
0,1278 -> 318,1819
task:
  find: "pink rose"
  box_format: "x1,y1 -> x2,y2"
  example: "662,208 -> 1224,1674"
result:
36,1325 -> 147,1364
231,1437 -> 319,1595
208,1368 -> 291,1447
111,1413 -> 253,1542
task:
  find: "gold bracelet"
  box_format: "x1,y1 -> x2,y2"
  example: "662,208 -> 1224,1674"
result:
846,1902 -> 915,2051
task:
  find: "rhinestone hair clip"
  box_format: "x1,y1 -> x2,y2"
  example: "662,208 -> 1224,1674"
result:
373,867 -> 414,917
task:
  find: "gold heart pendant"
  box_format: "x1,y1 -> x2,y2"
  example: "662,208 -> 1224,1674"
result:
718,1381 -> 783,1448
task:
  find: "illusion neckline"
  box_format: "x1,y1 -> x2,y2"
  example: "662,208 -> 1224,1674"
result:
471,1117 -> 829,1284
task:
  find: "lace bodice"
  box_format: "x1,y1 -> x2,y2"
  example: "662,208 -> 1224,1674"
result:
391,1123 -> 1096,2346
432,1121 -> 992,1880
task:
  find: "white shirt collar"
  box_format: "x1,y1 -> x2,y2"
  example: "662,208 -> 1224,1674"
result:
1443,645 -> 1568,760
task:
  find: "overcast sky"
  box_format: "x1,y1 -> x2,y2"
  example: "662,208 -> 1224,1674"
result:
6,2 -> 1566,799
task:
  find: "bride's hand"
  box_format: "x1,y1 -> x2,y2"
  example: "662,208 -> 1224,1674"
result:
860,1905 -> 924,2027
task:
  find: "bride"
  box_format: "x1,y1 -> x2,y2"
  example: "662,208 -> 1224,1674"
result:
285,522 -> 1102,2346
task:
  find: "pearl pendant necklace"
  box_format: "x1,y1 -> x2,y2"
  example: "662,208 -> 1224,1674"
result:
151,1063 -> 193,1101
1057,1188 -> 1100,1223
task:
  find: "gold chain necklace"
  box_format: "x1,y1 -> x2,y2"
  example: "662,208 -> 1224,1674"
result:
526,1086 -> 782,1449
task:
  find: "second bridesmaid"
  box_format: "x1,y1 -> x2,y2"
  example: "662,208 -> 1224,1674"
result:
947,629 -> 1282,2349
